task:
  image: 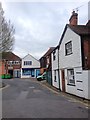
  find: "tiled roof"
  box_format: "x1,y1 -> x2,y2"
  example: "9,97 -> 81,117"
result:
0,52 -> 21,61
43,47 -> 55,57
68,24 -> 90,35
40,47 -> 55,59
59,21 -> 90,46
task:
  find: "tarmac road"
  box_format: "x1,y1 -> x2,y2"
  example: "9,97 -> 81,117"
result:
2,78 -> 89,118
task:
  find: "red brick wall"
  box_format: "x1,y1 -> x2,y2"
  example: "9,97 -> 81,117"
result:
69,11 -> 78,25
40,68 -> 46,74
69,16 -> 78,25
0,61 -> 6,75
82,36 -> 90,70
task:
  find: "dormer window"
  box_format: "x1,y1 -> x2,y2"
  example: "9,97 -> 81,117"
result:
65,41 -> 72,55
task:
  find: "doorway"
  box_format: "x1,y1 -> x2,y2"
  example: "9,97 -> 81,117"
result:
61,70 -> 65,92
8,70 -> 13,77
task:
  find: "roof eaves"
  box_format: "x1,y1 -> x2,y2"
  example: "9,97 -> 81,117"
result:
58,24 -> 68,48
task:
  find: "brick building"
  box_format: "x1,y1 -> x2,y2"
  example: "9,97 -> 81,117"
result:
0,52 -> 21,78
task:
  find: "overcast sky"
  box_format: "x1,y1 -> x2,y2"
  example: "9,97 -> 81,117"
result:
1,0 -> 89,59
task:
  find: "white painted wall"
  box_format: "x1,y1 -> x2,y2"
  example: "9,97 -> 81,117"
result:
60,67 -> 90,100
59,27 -> 82,69
59,27 -> 90,99
22,54 -> 40,68
52,48 -> 59,89
65,67 -> 84,98
21,54 -> 40,78
52,70 -> 59,89
83,70 -> 90,99
52,48 -> 59,70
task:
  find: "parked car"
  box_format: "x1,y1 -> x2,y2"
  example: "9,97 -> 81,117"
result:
37,72 -> 46,81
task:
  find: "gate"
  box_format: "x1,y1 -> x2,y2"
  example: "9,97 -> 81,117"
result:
46,71 -> 52,85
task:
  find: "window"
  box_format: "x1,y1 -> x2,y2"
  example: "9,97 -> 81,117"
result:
8,61 -> 12,65
54,70 -> 57,82
24,61 -> 32,65
47,57 -> 49,64
8,61 -> 20,65
22,69 -> 31,75
67,69 -> 75,85
24,61 -> 25,65
53,50 -> 56,61
65,41 -> 72,55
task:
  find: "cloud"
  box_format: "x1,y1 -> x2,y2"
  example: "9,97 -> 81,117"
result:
1,1 -> 89,59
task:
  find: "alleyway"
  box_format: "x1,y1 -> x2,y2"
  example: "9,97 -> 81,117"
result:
2,78 -> 88,118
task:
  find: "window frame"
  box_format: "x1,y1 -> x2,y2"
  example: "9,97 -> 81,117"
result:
54,70 -> 57,82
53,50 -> 56,61
67,69 -> 75,86
65,41 -> 72,56
23,61 -> 32,66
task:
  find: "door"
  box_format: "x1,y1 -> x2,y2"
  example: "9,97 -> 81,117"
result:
31,69 -> 35,77
36,69 -> 40,77
8,70 -> 13,78
16,70 -> 20,78
61,70 -> 65,92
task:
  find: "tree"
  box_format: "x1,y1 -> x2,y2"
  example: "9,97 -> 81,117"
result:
0,3 -> 15,52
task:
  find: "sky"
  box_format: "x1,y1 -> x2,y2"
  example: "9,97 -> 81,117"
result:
1,0 -> 89,59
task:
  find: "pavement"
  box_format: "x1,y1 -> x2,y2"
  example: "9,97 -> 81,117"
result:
40,80 -> 90,107
1,78 -> 90,118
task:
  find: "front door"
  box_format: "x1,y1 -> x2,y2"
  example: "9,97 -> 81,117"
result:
61,70 -> 65,92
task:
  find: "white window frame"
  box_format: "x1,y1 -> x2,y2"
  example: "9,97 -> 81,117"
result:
54,70 -> 57,82
65,41 -> 72,55
23,61 -> 32,66
67,69 -> 75,85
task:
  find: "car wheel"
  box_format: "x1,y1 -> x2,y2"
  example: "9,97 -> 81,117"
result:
37,78 -> 41,81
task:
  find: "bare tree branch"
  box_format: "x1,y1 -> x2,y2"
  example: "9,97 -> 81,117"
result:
0,3 -> 15,52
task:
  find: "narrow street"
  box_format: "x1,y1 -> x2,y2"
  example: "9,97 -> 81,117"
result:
2,78 -> 88,118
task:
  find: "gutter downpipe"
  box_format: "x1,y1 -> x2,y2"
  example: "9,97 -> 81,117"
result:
58,46 -> 61,91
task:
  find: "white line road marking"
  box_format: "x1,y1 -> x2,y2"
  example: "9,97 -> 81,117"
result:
0,84 -> 10,91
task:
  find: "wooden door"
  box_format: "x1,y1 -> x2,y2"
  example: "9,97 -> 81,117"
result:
61,70 -> 65,92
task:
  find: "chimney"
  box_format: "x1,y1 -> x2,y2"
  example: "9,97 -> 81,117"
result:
69,11 -> 78,25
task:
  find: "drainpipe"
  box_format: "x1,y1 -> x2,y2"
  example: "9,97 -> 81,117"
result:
58,46 -> 61,91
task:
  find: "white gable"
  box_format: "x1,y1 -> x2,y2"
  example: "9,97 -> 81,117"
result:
22,54 -> 40,68
59,26 -> 82,69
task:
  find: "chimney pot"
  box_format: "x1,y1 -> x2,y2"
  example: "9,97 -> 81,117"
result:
72,11 -> 75,14
69,11 -> 78,25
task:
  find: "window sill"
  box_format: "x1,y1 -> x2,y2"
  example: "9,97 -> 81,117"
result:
65,52 -> 73,56
67,84 -> 76,86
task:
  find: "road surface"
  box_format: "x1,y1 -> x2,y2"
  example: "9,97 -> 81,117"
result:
2,78 -> 89,118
